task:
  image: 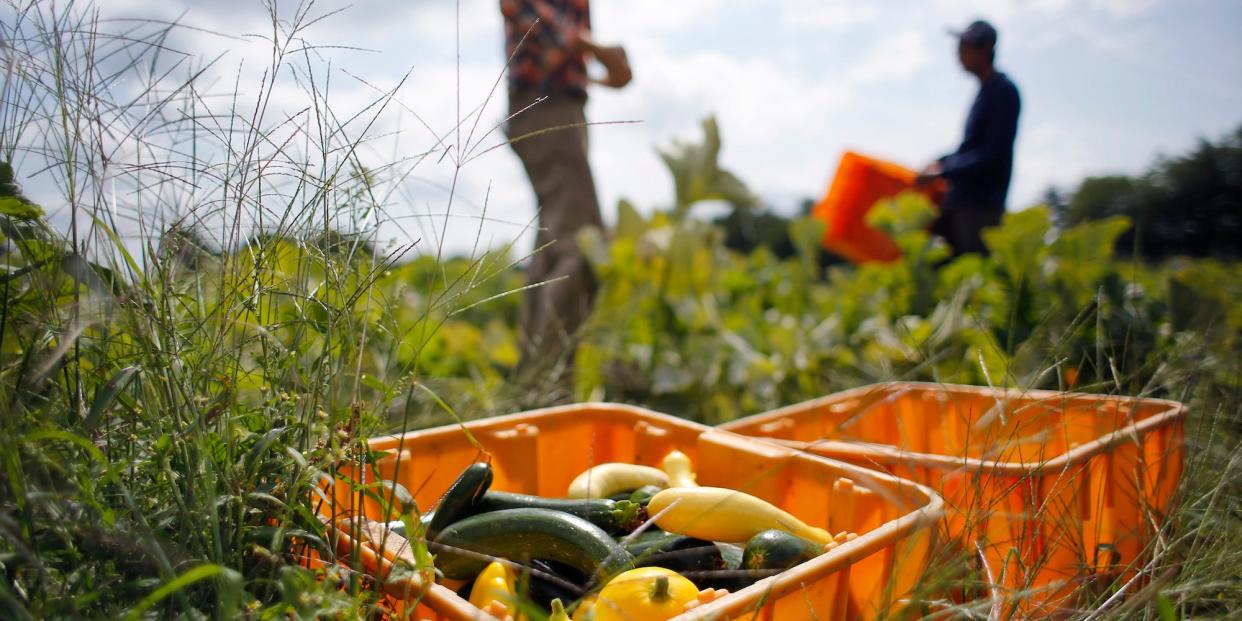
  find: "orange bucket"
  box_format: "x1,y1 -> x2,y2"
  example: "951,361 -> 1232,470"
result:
812,151 -> 945,263
315,403 -> 944,620
720,382 -> 1187,614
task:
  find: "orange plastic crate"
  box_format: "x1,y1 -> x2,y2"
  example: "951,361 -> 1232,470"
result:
315,403 -> 944,620
719,382 -> 1187,612
811,151 -> 945,264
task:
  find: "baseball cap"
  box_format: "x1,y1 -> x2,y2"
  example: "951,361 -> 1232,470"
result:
948,20 -> 998,48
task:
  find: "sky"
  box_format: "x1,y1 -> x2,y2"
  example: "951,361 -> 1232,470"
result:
17,0 -> 1242,257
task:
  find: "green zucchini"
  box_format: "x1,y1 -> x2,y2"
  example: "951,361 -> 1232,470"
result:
475,491 -> 640,533
384,509 -> 436,539
605,484 -> 662,504
524,558 -> 587,610
691,543 -> 767,593
432,508 -> 634,582
627,485 -> 663,507
426,462 -> 492,539
621,528 -> 695,559
690,530 -> 818,593
623,530 -> 724,576
717,542 -> 743,570
741,529 -> 822,571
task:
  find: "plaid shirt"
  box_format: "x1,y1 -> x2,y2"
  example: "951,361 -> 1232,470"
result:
501,0 -> 591,97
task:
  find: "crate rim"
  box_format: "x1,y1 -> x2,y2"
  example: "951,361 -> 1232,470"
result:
367,401 -> 712,452
685,428 -> 946,620
325,403 -> 947,621
719,381 -> 1188,475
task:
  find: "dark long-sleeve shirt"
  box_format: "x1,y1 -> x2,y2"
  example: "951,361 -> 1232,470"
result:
939,71 -> 1021,211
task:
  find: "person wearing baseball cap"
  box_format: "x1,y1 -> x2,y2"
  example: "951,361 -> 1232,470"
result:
918,19 -> 1021,257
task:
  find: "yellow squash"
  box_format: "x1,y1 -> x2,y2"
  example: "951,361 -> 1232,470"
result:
549,598 -> 570,621
647,486 -> 832,545
468,560 -> 518,618
567,463 -> 669,499
571,594 -> 597,621
660,450 -> 698,488
590,567 -> 699,621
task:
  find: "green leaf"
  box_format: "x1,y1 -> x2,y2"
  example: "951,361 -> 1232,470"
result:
0,196 -> 42,220
576,225 -> 611,268
1051,214 -> 1130,261
84,366 -> 140,433
244,426 -> 292,478
657,116 -> 757,219
1050,215 -> 1131,306
121,564 -> 235,621
305,297 -> 331,333
61,254 -> 124,297
789,216 -> 826,273
25,429 -> 109,466
90,216 -> 141,280
615,198 -> 646,239
1155,593 -> 1178,621
360,373 -> 394,398
867,192 -> 938,236
0,161 -> 22,196
983,206 -> 1052,281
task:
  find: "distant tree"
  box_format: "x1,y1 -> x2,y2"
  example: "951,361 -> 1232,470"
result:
1062,125 -> 1242,259
712,196 -> 846,274
1040,185 -> 1069,226
799,197 -> 815,216
1065,176 -> 1135,222
714,207 -> 796,259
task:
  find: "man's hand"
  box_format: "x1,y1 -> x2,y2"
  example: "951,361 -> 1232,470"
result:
591,44 -> 632,88
575,31 -> 632,89
916,161 -> 943,186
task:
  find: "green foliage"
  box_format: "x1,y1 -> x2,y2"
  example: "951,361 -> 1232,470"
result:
0,1 -> 1237,617
657,116 -> 757,220
0,196 -> 42,220
0,4 -> 522,618
1055,125 -> 1242,259
715,207 -> 800,259
577,188 -> 1239,422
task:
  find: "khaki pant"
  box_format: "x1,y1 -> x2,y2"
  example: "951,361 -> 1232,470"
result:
507,90 -> 604,384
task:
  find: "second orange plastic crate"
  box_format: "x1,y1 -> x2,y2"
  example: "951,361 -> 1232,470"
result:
811,151 -> 946,264
316,403 -> 944,620
720,382 -> 1187,612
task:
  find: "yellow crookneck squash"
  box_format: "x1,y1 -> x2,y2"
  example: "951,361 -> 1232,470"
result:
468,560 -> 518,619
588,567 -> 699,621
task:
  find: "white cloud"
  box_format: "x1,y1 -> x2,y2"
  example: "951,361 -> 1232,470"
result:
1024,16 -> 1154,57
1010,122 -> 1095,204
1087,0 -> 1162,18
20,0 -> 1236,259
587,45 -> 859,207
594,0 -> 761,37
779,1 -> 879,30
932,0 -> 1161,21
846,30 -> 932,83
402,0 -> 500,47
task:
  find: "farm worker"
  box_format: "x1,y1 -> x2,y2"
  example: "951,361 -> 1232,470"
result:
917,19 -> 1021,257
501,0 -> 631,399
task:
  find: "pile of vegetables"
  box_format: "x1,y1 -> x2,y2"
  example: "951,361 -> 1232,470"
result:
360,450 -> 853,621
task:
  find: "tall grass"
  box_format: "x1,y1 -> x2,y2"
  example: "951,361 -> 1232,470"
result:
0,1 -> 531,617
1,1 -> 1239,620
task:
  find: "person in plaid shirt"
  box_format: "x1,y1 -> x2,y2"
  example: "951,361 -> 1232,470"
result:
501,0 -> 631,400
